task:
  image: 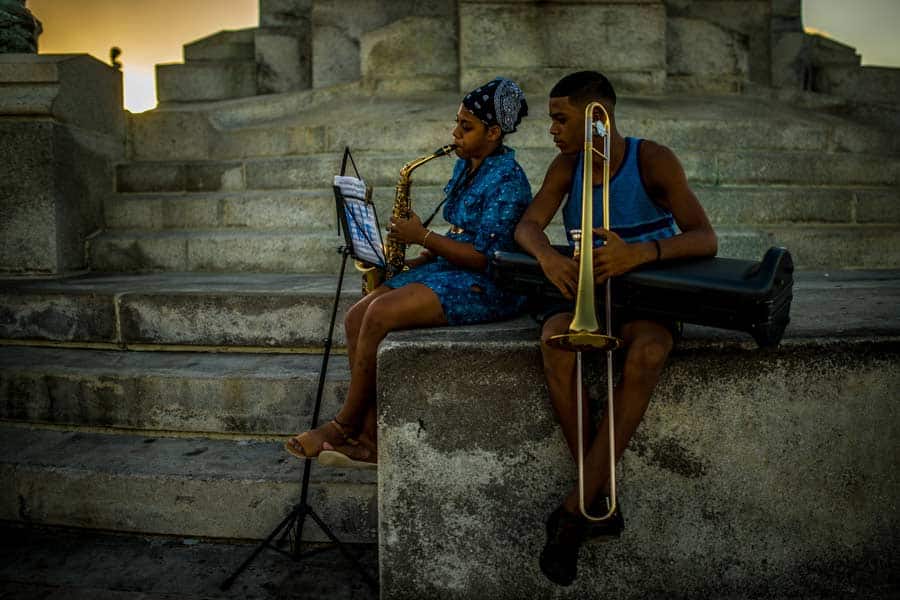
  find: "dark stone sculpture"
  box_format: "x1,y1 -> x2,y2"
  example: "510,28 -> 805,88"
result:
110,46 -> 122,70
0,0 -> 42,53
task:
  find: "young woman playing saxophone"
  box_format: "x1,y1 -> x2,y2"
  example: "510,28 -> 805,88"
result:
285,77 -> 532,468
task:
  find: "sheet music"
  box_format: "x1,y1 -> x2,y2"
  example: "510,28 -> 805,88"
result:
334,175 -> 385,267
334,176 -> 368,201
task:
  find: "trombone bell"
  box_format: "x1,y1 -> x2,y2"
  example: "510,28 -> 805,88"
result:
547,331 -> 619,353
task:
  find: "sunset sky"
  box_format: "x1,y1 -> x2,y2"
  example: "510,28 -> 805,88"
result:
27,0 -> 900,113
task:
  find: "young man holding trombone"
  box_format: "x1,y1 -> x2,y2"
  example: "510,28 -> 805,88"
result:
514,71 -> 718,586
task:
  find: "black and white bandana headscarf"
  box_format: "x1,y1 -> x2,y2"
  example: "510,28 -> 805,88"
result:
462,77 -> 528,134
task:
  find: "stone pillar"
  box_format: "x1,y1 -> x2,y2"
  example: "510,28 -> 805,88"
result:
666,16 -> 749,93
665,0 -> 771,87
459,0 -> 667,98
311,0 -> 456,89
360,16 -> 458,94
769,0 -> 807,89
0,54 -> 124,274
257,0 -> 312,93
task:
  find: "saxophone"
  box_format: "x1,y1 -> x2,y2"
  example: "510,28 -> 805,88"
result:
358,144 -> 456,294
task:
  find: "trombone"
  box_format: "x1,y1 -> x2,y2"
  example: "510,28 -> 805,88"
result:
545,101 -> 620,522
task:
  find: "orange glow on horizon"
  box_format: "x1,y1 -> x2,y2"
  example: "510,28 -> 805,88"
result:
28,0 -> 257,112
803,26 -> 833,40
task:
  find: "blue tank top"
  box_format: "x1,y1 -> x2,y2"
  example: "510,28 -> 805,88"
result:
563,137 -> 678,246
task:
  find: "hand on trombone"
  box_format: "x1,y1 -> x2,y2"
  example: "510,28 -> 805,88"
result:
591,227 -> 648,284
537,248 -> 578,300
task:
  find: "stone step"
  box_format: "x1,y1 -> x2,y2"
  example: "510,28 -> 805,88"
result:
0,426 -> 376,542
0,272 -> 358,350
115,149 -> 900,194
104,185 -> 900,232
207,110 -> 900,161
183,28 -> 256,62
88,229 -> 345,273
132,91 -> 900,161
156,61 -> 257,104
220,115 -> 899,160
2,270 -> 898,351
102,230 -> 358,273
0,347 -> 348,436
714,224 -> 900,269
86,225 -> 900,273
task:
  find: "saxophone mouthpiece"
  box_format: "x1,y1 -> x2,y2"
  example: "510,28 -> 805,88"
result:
434,143 -> 457,156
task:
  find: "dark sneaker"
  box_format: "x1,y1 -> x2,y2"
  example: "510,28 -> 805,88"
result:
539,506 -> 585,586
584,496 -> 625,542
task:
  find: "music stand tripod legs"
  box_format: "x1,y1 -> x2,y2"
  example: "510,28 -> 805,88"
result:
221,246 -> 378,593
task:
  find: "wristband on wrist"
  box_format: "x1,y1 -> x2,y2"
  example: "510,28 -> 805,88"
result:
653,239 -> 662,262
422,229 -> 433,246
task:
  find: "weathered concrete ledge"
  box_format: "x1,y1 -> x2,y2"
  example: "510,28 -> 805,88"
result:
0,426 -> 375,543
0,272 -> 358,349
377,272 -> 900,599
0,347 -> 348,435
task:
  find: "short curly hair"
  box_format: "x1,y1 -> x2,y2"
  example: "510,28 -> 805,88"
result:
550,71 -> 617,109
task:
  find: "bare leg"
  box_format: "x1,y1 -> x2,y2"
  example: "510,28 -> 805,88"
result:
344,286 -> 391,374
540,312 -> 594,461
288,284 -> 445,459
335,283 -> 447,430
562,319 -> 673,513
285,286 -> 390,457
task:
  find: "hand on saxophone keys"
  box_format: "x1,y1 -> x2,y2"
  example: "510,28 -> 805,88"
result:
387,211 -> 427,245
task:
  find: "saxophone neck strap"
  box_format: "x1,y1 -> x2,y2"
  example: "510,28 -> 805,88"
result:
425,157 -> 485,227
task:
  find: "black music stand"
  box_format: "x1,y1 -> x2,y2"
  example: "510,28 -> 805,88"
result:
221,148 -> 381,594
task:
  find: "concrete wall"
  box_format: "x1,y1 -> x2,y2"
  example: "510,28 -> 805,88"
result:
0,54 -> 124,274
378,333 -> 899,598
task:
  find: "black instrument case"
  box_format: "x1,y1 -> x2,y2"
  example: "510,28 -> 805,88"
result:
492,246 -> 794,347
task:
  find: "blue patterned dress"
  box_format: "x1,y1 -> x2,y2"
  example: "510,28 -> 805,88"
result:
384,146 -> 532,325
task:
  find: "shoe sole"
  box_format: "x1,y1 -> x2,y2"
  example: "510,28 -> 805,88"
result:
317,449 -> 377,470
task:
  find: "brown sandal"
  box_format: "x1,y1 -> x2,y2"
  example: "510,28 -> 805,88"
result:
317,435 -> 377,470
284,419 -> 353,460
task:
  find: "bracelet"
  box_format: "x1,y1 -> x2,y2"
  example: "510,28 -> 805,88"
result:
422,229 -> 433,246
653,239 -> 662,262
